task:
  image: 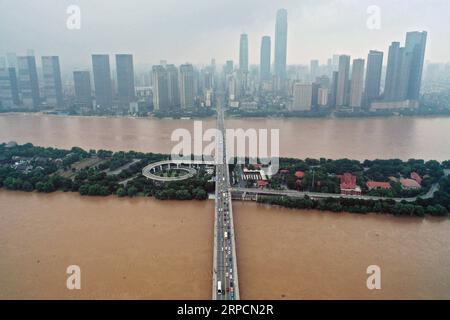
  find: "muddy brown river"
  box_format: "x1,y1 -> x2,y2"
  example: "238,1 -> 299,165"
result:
0,114 -> 449,299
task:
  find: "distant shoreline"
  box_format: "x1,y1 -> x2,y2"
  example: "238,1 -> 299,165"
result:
1,110 -> 450,121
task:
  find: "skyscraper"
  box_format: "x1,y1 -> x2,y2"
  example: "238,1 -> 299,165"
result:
310,60 -> 319,82
384,31 -> 427,103
274,8 -> 288,80
92,54 -> 113,108
224,60 -> 234,75
364,50 -> 383,106
329,71 -> 339,108
8,67 -> 20,106
115,54 -> 135,105
166,64 -> 180,109
0,68 -> 14,108
317,87 -> 329,107
384,43 -> 413,102
405,31 -> 427,100
179,64 -> 195,109
73,71 -> 92,107
384,42 -> 402,101
17,56 -> 40,109
349,59 -> 365,108
239,34 -> 249,73
6,52 -> 17,69
260,36 -> 271,81
152,65 -> 169,111
42,56 -> 63,108
336,55 -> 350,107
292,83 -> 312,111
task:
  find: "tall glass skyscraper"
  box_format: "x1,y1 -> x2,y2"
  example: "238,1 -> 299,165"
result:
42,56 -> 63,108
115,54 -> 135,105
166,64 -> 180,109
384,31 -> 427,102
336,55 -> 350,107
73,71 -> 92,107
260,36 -> 271,81
92,54 -> 113,108
152,65 -> 169,111
179,64 -> 195,109
274,8 -> 288,80
364,50 -> 383,106
239,34 -> 249,73
405,31 -> 427,100
17,56 -> 40,109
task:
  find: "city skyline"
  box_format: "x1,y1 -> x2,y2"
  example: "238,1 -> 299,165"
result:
1,0 -> 450,71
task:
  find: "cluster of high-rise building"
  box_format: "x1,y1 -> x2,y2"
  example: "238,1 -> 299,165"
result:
0,52 -> 138,113
0,8 -> 429,115
0,54 -> 61,110
225,9 -> 288,104
151,62 -> 215,111
288,32 -> 426,112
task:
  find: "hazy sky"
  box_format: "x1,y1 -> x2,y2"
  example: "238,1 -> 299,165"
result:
1,0 -> 449,71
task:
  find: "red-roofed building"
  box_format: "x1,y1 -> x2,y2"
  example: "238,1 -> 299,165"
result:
339,173 -> 362,195
295,171 -> 305,179
366,181 -> 391,190
257,180 -> 269,189
400,178 -> 421,190
410,172 -> 422,185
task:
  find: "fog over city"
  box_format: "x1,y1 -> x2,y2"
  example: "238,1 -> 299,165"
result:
1,0 -> 449,71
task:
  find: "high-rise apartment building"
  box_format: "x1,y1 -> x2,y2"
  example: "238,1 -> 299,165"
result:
92,54 -> 113,108
364,50 -> 383,106
0,68 -> 14,108
350,59 -> 365,108
42,56 -> 63,108
310,60 -> 320,82
260,36 -> 271,81
179,64 -> 195,109
166,64 -> 180,109
115,54 -> 135,105
224,60 -> 234,75
384,31 -> 427,103
239,34 -> 249,73
73,71 -> 92,107
292,83 -> 312,111
17,56 -> 40,109
152,65 -> 169,111
274,8 -> 288,80
336,55 -> 350,107
405,31 -> 427,100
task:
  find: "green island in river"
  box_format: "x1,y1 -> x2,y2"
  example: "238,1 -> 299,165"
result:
1,141 -> 449,217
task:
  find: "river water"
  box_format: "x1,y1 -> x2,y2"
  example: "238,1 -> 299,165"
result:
0,114 -> 449,299
0,114 -> 449,160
